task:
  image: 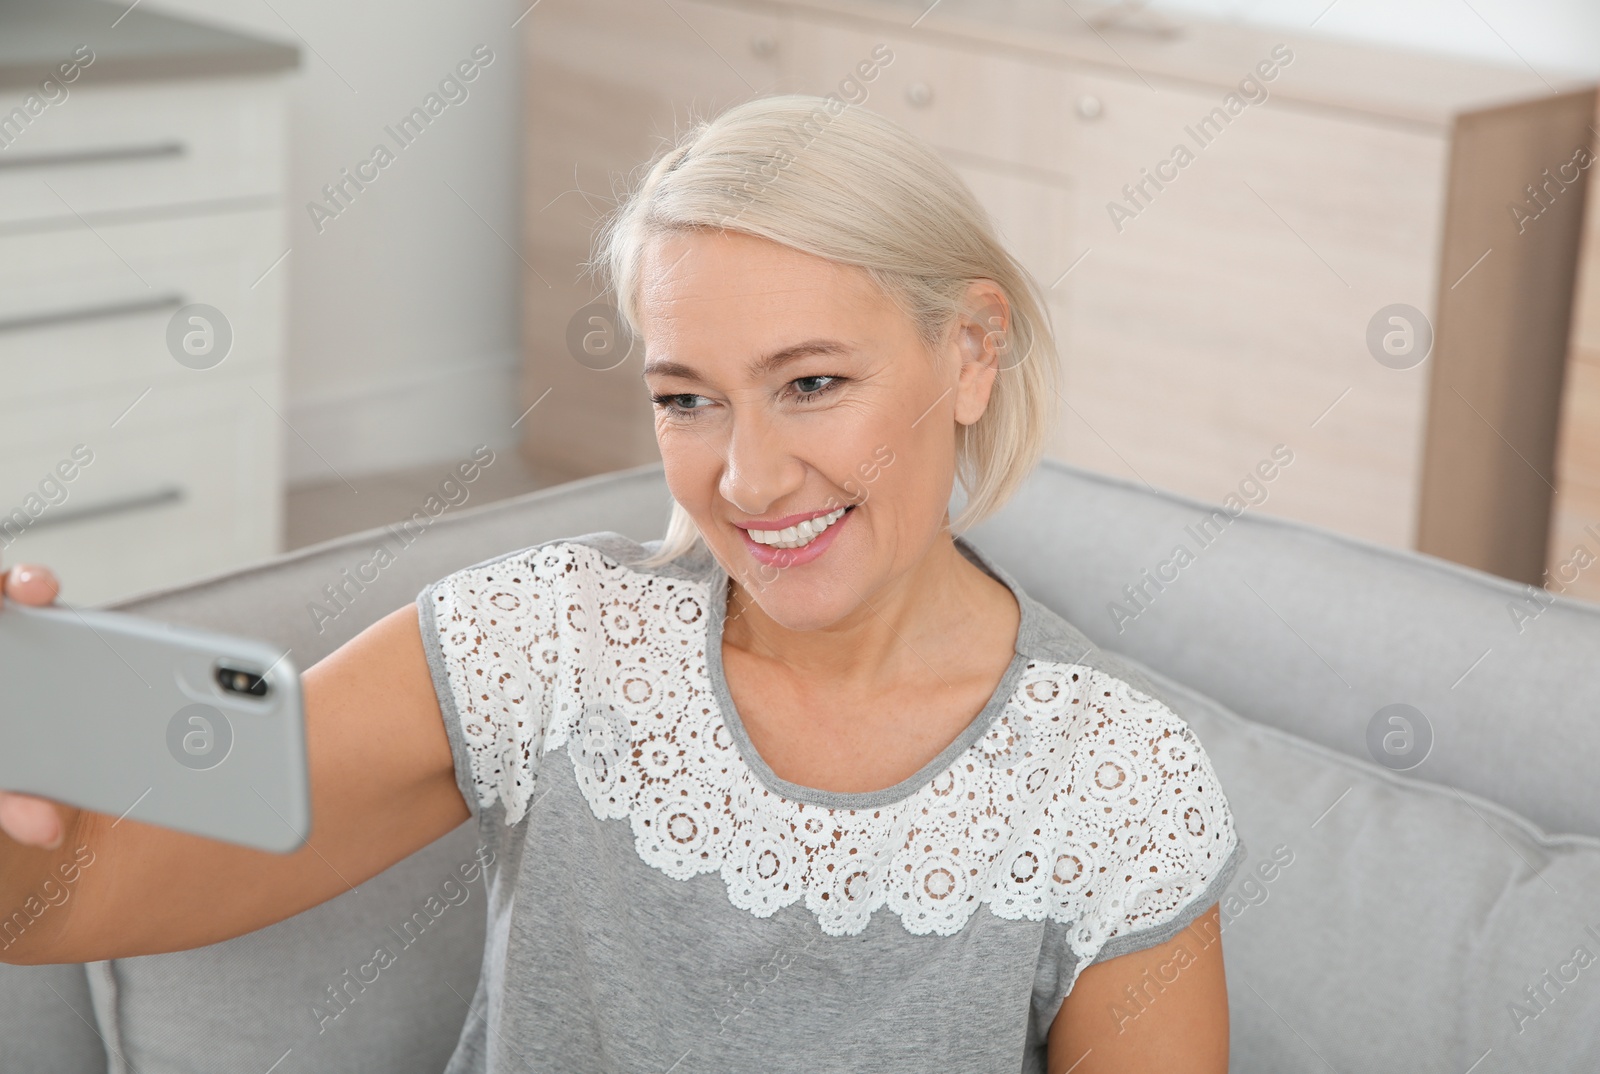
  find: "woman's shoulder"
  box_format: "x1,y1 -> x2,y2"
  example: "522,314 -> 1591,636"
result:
1003,584 -> 1237,828
994,588 -> 1242,942
1007,580 -> 1205,735
959,536 -> 1207,741
418,530 -> 718,602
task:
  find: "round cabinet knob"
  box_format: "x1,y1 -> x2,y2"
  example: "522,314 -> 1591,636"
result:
1076,94 -> 1104,120
905,81 -> 934,108
750,33 -> 777,58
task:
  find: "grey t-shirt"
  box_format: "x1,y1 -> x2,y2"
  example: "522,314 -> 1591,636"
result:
415,530 -> 1242,1073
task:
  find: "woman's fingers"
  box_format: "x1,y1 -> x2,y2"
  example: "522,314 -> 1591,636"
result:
0,793 -> 63,849
0,563 -> 67,848
1,563 -> 61,606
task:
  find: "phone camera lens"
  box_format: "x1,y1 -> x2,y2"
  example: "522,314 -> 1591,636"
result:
215,662 -> 269,697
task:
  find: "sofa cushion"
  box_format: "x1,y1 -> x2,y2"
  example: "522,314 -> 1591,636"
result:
87,821 -> 488,1074
0,963 -> 106,1072
966,459 -> 1600,840
1107,645 -> 1600,1072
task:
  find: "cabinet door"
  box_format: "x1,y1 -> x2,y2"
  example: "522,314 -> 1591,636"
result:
521,0 -> 790,479
1058,66 -> 1446,549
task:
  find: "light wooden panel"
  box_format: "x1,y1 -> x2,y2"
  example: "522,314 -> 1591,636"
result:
1049,66 -> 1444,549
519,0 -> 790,482
1546,101 -> 1600,605
786,16 -> 1077,177
1417,90 -> 1597,583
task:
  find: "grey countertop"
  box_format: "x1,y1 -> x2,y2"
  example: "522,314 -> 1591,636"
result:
0,0 -> 298,88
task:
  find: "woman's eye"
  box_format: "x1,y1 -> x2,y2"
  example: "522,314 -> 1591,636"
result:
651,376 -> 843,419
650,393 -> 705,417
792,375 -> 841,400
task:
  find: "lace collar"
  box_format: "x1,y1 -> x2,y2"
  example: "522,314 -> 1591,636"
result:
502,537 -> 1234,941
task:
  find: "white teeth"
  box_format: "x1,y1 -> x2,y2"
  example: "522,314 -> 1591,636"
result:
749,507 -> 848,549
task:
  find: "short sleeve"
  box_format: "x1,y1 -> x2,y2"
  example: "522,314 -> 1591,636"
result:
415,544 -> 565,826
1039,670 -> 1243,1007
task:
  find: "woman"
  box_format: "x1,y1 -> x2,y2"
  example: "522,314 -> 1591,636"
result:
0,94 -> 1241,1073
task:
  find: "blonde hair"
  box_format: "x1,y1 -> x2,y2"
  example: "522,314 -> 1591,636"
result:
587,93 -> 1062,568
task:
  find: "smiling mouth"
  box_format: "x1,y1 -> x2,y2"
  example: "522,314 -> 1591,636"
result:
743,505 -> 855,550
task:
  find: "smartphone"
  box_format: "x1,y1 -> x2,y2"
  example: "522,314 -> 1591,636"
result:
0,601 -> 310,853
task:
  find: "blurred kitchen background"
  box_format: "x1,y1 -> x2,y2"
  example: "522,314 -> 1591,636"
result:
1,0 -> 1597,608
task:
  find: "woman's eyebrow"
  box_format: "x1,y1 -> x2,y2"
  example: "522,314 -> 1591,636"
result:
642,338 -> 853,384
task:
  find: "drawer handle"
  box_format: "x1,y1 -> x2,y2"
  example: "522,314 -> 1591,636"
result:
23,485 -> 186,532
0,293 -> 186,335
750,33 -> 778,58
905,81 -> 933,108
1076,94 -> 1104,120
0,140 -> 187,172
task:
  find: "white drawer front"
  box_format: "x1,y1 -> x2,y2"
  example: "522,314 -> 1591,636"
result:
0,76 -> 287,224
0,371 -> 283,608
0,208 -> 286,407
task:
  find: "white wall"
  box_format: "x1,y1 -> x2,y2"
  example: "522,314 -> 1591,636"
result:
1148,0 -> 1599,77
147,0 -> 524,485
147,0 -> 1594,488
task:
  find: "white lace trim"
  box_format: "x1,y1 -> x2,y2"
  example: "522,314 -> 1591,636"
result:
427,541 -> 1236,957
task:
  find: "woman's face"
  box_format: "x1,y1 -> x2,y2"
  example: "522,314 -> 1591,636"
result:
638,228 -> 1005,632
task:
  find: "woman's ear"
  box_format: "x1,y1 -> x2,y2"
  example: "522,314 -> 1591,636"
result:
953,280 -> 1011,426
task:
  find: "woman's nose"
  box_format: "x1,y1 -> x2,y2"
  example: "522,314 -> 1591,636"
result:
719,409 -> 800,514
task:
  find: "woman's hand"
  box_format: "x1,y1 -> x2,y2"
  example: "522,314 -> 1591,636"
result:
0,562 -> 70,849
0,572 -> 470,965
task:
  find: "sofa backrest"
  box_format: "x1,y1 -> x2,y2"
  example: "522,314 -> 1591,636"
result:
965,458 -> 1600,841
5,456 -> 1597,1073
124,454 -> 1594,845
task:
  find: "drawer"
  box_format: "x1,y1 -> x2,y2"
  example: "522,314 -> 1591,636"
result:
788,16 -> 1075,178
528,0 -> 787,98
0,76 -> 287,225
0,371 -> 283,608
0,208 -> 286,408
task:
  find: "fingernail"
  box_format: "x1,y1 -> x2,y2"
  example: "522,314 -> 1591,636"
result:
44,822 -> 64,850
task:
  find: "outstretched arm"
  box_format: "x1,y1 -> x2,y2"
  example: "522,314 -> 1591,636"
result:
0,564 -> 469,965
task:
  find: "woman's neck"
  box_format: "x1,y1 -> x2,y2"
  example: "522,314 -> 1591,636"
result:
720,532 -> 1017,692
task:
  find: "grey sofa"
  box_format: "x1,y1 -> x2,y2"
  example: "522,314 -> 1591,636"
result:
4,457 -> 1598,1072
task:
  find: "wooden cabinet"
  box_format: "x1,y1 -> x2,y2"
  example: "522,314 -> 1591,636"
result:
519,0 -> 1595,585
